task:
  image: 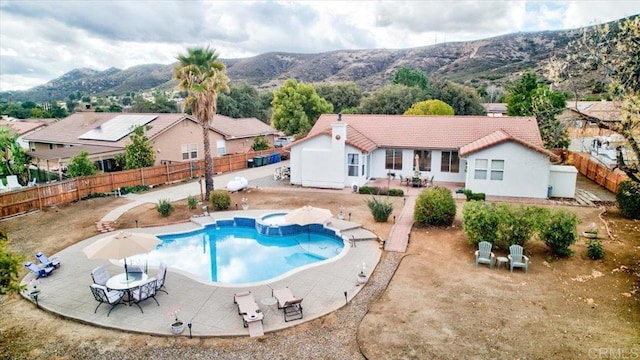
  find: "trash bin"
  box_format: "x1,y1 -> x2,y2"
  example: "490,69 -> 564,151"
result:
247,159 -> 254,168
253,156 -> 263,167
547,185 -> 553,198
274,153 -> 281,163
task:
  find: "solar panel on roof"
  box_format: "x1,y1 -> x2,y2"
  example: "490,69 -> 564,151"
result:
78,115 -> 157,141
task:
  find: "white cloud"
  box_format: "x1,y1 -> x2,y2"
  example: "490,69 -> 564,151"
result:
0,0 -> 638,91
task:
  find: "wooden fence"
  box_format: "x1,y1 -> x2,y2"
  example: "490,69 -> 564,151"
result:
0,149 -> 287,219
568,151 -> 628,193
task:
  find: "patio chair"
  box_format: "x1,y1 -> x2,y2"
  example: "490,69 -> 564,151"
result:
24,261 -> 54,278
475,241 -> 495,269
233,291 -> 264,336
155,262 -> 168,294
91,265 -> 110,286
27,178 -> 37,187
0,180 -> 8,192
508,245 -> 529,273
6,175 -> 22,190
35,252 -> 60,268
90,284 -> 125,317
272,287 -> 304,322
130,277 -> 159,313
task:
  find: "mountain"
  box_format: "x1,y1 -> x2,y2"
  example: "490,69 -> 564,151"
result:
0,28 -> 578,103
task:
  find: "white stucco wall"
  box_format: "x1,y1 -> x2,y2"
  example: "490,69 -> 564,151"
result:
464,142 -> 551,198
548,165 -> 578,198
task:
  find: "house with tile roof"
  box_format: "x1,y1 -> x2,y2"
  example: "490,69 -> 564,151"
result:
23,112 -> 277,173
0,119 -> 49,149
289,113 -> 572,199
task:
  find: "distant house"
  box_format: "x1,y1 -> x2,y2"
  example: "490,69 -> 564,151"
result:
481,103 -> 508,117
289,114 -> 572,199
23,112 -> 277,173
0,119 -> 49,149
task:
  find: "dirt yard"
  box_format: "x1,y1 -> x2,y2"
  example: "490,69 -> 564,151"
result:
0,183 -> 638,359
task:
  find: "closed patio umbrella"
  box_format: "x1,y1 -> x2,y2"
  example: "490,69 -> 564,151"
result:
82,231 -> 161,280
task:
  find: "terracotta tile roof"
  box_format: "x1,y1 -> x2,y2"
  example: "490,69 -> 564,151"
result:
566,101 -> 621,122
210,115 -> 277,139
308,114 -> 545,152
459,130 -> 558,160
23,112 -> 192,147
0,120 -> 47,136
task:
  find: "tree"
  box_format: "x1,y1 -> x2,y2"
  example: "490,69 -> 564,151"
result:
0,126 -> 31,183
0,230 -> 24,295
392,67 -> 429,90
358,84 -> 427,114
67,151 -> 97,177
505,70 -> 568,148
431,80 -> 485,115
123,125 -> 155,169
551,16 -> 640,183
314,82 -> 363,114
217,83 -> 262,119
271,79 -> 333,136
404,99 -> 454,115
174,46 -> 230,199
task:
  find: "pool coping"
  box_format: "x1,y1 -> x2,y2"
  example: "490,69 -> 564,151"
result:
20,210 -> 382,337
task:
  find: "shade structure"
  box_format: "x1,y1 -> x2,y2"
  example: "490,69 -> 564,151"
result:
83,231 -> 161,260
284,206 -> 333,226
83,231 -> 161,279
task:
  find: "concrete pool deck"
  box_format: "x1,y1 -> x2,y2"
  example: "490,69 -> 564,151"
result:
20,210 -> 382,337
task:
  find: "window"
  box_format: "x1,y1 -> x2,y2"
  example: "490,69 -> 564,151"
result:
413,150 -> 432,171
385,149 -> 403,170
216,140 -> 226,156
474,159 -> 488,179
491,160 -> 504,180
348,153 -> 359,176
440,151 -> 459,173
181,143 -> 198,160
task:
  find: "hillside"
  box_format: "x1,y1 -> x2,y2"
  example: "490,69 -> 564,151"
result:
0,28 -> 579,103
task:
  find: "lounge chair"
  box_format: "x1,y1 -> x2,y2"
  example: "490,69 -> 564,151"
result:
90,284 -> 125,316
91,265 -> 110,286
130,277 -> 159,313
35,252 -> 60,268
508,245 -> 529,273
24,261 -> 54,278
272,287 -> 304,322
6,175 -> 22,190
155,262 -> 168,294
233,291 -> 264,337
475,241 -> 495,269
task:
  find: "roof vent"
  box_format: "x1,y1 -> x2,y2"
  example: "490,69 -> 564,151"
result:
338,113 -> 342,121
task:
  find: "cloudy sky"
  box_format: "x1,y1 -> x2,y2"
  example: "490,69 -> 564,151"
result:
1,0 -> 638,91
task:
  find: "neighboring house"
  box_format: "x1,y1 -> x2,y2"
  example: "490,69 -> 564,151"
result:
23,112 -> 277,173
0,119 -> 49,149
481,103 -> 508,117
289,114 -> 571,199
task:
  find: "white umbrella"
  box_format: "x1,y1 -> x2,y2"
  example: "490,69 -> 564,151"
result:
284,206 -> 333,226
414,154 -> 420,172
284,206 -> 333,241
83,231 -> 161,280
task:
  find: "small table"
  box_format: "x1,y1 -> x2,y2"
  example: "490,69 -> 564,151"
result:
496,256 -> 509,270
105,273 -> 148,305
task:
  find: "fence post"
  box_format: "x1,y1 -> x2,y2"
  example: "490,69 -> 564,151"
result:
166,162 -> 170,183
76,178 -> 81,202
141,168 -> 145,186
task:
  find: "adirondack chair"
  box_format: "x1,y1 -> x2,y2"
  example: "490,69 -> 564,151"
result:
475,241 -> 495,269
6,175 -> 22,190
508,245 -> 529,273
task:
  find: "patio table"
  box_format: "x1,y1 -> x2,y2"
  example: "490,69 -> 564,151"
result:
106,272 -> 148,305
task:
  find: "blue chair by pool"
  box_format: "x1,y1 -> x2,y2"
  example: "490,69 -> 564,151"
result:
25,261 -> 54,278
35,252 -> 60,269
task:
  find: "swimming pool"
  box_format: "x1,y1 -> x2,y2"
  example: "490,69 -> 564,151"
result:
127,216 -> 345,284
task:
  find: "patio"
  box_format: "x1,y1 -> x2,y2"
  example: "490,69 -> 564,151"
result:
20,211 -> 381,337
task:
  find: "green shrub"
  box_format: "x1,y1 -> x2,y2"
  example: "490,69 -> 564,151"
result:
156,198 -> 174,217
120,185 -> 150,195
187,195 -> 198,210
359,186 -> 386,195
462,201 -> 500,246
414,186 -> 456,227
210,190 -> 231,211
616,180 -> 640,219
0,231 -> 25,295
388,188 -> 404,197
587,239 -> 605,260
366,196 -> 394,222
539,208 -> 580,257
462,189 -> 486,201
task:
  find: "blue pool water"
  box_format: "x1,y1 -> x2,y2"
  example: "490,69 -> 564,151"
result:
128,217 -> 345,284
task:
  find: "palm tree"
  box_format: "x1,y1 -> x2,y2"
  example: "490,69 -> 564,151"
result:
173,47 -> 230,199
